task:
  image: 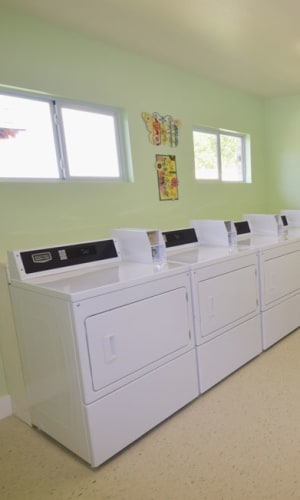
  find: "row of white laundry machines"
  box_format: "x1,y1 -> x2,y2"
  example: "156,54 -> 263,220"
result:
6,209 -> 300,467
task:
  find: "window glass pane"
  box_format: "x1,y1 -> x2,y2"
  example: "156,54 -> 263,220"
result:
61,108 -> 120,178
220,134 -> 243,181
0,95 -> 59,178
193,131 -> 218,180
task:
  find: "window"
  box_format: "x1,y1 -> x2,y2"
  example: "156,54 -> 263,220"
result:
193,127 -> 250,182
0,92 -> 128,181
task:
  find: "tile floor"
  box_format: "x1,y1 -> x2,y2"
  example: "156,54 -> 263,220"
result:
2,329 -> 300,500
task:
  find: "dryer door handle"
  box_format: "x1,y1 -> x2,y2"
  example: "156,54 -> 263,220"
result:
208,295 -> 215,317
103,334 -> 117,363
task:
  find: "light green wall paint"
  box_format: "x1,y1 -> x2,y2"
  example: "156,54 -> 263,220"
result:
264,95 -> 300,212
0,353 -> 7,396
0,6 -> 269,395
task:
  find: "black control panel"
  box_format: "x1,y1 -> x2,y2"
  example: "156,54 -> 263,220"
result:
281,215 -> 288,226
20,239 -> 118,274
162,228 -> 198,248
234,221 -> 251,235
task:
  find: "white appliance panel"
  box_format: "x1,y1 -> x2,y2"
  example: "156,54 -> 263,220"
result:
261,249 -> 300,307
86,287 -> 191,391
72,272 -> 195,404
195,265 -> 258,340
262,294 -> 300,349
9,286 -> 91,462
197,315 -> 261,393
86,350 -> 199,467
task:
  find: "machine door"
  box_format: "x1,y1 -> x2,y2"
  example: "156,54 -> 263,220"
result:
85,287 -> 191,392
195,265 -> 258,341
261,249 -> 300,307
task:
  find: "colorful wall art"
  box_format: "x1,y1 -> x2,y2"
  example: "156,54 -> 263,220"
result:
155,154 -> 179,201
142,112 -> 181,146
0,128 -> 23,139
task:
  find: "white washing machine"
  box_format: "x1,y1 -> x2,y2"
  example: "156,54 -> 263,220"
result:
237,217 -> 300,350
7,238 -> 199,467
161,226 -> 262,394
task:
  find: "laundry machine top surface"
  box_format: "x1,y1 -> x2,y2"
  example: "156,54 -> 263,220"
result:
165,243 -> 257,267
7,238 -> 190,301
236,234 -> 300,252
9,259 -> 191,301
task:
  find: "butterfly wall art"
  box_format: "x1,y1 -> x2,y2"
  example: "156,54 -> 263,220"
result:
142,112 -> 181,147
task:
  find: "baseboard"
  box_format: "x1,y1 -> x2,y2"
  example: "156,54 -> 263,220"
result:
0,394 -> 12,419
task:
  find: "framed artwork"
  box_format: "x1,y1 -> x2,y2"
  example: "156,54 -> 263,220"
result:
142,112 -> 181,147
155,154 -> 179,201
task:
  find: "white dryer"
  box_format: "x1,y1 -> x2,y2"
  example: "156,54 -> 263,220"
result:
237,217 -> 300,349
161,227 -> 262,394
7,238 -> 199,467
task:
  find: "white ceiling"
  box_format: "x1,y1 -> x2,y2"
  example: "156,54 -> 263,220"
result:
2,0 -> 300,97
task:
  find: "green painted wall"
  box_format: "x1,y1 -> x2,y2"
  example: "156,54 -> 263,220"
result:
264,94 -> 300,212
0,356 -> 7,395
0,6 -> 269,396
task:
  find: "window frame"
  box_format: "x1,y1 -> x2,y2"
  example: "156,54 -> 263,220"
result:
0,88 -> 130,182
193,125 -> 250,183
